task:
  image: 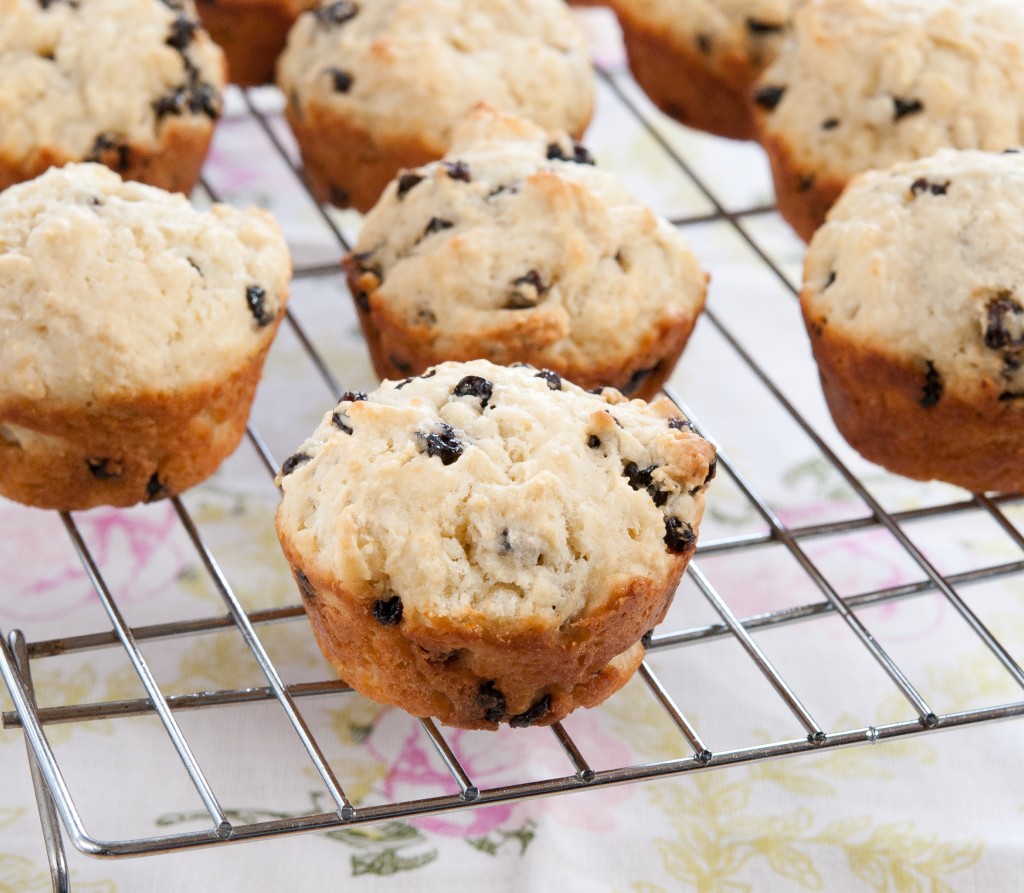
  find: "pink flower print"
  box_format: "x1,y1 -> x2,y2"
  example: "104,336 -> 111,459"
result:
365,698 -> 639,838
517,708 -> 637,833
366,709 -> 519,837
0,502 -> 187,626
697,499 -> 950,643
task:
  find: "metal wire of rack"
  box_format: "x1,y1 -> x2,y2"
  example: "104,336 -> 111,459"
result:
3,49 -> 1024,893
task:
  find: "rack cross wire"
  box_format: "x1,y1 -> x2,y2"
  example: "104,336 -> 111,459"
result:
3,56 -> 1024,893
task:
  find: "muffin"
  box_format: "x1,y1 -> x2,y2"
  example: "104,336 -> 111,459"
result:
0,163 -> 291,510
609,0 -> 800,141
275,360 -> 716,729
276,0 -> 595,213
754,0 -> 1024,241
344,109 -> 708,400
802,148 -> 1024,493
0,0 -> 227,195
195,0 -> 318,87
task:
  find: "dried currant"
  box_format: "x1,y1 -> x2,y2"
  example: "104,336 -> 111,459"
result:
315,1 -> 358,27
246,284 -> 276,327
546,141 -> 594,165
452,376 -> 493,408
280,452 -> 310,476
419,424 -> 464,465
423,217 -> 454,237
754,85 -> 785,111
327,67 -> 353,92
478,682 -> 506,723
146,472 -> 169,502
506,270 -> 548,309
86,458 -> 121,479
444,160 -> 471,182
921,360 -> 943,408
166,15 -> 198,50
372,595 -> 403,625
746,18 -> 784,34
893,97 -> 924,121
623,462 -> 656,491
87,133 -> 130,172
294,568 -> 317,604
509,695 -> 552,728
984,294 -> 1024,350
668,417 -> 696,433
622,362 -> 661,396
910,178 -> 950,197
396,172 -> 424,199
535,369 -> 562,391
664,517 -> 695,553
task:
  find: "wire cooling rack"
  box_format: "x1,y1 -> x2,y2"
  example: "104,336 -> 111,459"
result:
4,36 -> 1024,893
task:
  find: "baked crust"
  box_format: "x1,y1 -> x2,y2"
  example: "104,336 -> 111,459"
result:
0,115 -> 217,196
757,124 -> 847,242
0,325 -> 282,510
344,258 -> 703,400
285,101 -> 592,213
279,533 -> 692,729
284,100 -> 444,213
197,0 -> 306,87
616,8 -> 757,141
801,308 -> 1024,493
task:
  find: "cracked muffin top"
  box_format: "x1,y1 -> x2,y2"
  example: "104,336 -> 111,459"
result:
0,163 -> 290,404
0,0 -> 225,172
347,109 -> 708,372
802,148 -> 1024,404
754,0 -> 1024,183
275,359 -> 716,628
276,0 -> 594,151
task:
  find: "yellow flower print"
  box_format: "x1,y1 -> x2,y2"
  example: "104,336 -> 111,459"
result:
0,810 -> 24,830
648,776 -> 982,892
0,853 -> 116,893
1,662 -> 123,748
176,492 -> 298,612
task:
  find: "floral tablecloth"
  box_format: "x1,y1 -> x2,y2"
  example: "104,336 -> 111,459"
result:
3,11 -> 1024,892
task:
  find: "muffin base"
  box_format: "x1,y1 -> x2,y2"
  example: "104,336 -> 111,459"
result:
616,10 -> 756,142
344,260 -> 706,401
284,101 -> 444,214
197,0 -> 301,87
759,129 -> 847,242
279,534 -> 693,729
804,321 -> 1024,493
0,116 -> 217,196
0,333 -> 280,511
